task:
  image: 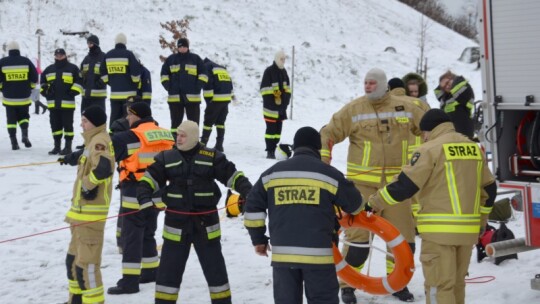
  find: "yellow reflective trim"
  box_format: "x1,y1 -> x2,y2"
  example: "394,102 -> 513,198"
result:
207,229 -> 221,240
362,141 -> 371,166
163,230 -> 181,242
417,224 -> 481,233
443,143 -> 482,160
475,161 -> 482,213
263,178 -> 337,194
444,162 -> 461,214
272,254 -> 334,264
122,268 -> 141,275
320,149 -> 330,158
381,186 -> 399,205
480,206 -> 493,214
142,260 -> 160,269
140,176 -> 156,190
402,140 -> 408,166
210,290 -> 231,300
121,201 -> 140,209
156,292 -> 178,301
244,219 -> 265,228
69,279 -> 82,294
65,211 -> 107,222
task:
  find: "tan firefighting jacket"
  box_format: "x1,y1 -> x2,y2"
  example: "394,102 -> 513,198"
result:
65,124 -> 114,226
320,92 -> 425,187
369,122 -> 496,245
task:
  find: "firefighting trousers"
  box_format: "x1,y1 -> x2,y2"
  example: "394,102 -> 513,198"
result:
49,109 -> 74,140
155,229 -> 231,304
420,239 -> 473,304
81,97 -> 105,113
273,266 -> 339,304
168,102 -> 200,136
118,205 -> 160,287
340,183 -> 416,289
5,105 -> 30,137
264,119 -> 283,152
202,103 -> 228,143
66,224 -> 105,304
109,99 -> 127,127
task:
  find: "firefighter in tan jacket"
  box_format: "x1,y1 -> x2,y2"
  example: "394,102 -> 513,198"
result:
320,68 -> 425,303
367,109 -> 497,304
58,106 -> 114,304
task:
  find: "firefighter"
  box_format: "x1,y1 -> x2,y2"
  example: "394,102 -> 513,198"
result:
100,33 -> 141,126
320,68 -> 425,303
366,109 -> 497,304
80,35 -> 106,112
244,126 -> 363,304
201,57 -> 234,152
0,41 -> 39,150
260,50 -> 291,159
41,48 -> 83,155
160,38 -> 208,136
134,52 -> 152,104
137,120 -> 252,303
57,106 -> 114,304
434,71 -> 475,140
108,102 -> 174,294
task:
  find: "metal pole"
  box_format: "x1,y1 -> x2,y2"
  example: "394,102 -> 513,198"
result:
290,45 -> 295,120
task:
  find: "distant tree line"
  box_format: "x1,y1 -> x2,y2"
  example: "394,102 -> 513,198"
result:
399,0 -> 477,40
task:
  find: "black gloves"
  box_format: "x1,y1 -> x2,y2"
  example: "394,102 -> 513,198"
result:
57,157 -> 67,165
363,201 -> 374,213
81,187 -> 98,200
238,195 -> 246,215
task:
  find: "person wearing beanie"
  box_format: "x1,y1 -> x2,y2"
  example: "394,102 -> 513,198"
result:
0,40 -> 39,150
244,126 -> 363,304
365,107 -> 496,304
161,37 -> 207,140
260,49 -> 291,159
434,70 -> 476,139
200,57 -> 234,152
107,100 -> 174,295
137,120 -> 252,303
109,95 -> 143,134
40,48 -> 83,155
56,103 -> 114,304
100,33 -> 142,126
80,34 -> 106,117
320,67 -> 426,303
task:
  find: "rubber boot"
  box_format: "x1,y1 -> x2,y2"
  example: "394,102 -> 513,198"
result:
266,150 -> 276,159
392,286 -> 414,302
48,138 -> 61,155
341,287 -> 357,304
10,136 -> 20,150
34,102 -> 40,114
60,138 -> 73,155
215,137 -> 224,152
21,128 -> 32,148
201,126 -> 212,146
37,100 -> 48,114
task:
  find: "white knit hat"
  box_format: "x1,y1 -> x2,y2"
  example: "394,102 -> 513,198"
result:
365,68 -> 388,100
115,33 -> 127,45
7,41 -> 19,51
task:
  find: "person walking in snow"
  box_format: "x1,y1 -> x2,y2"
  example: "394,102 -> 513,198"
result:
160,38 -> 208,136
137,120 -> 252,303
244,126 -> 363,304
41,48 -> 83,155
0,41 -> 39,150
57,106 -> 114,304
260,50 -> 291,159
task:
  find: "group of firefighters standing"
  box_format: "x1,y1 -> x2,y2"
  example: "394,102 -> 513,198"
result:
0,33 -> 493,304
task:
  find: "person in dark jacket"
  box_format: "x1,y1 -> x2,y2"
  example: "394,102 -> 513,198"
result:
100,33 -> 141,126
260,50 -> 291,159
434,71 -> 475,140
80,35 -> 106,112
0,41 -> 39,150
244,126 -> 363,304
134,53 -> 152,104
108,102 -> 174,295
201,58 -> 233,152
137,120 -> 252,304
160,38 -> 208,136
41,48 -> 83,155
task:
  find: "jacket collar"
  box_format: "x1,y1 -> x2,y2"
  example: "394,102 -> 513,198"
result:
292,147 -> 321,159
427,122 -> 455,141
82,124 -> 107,144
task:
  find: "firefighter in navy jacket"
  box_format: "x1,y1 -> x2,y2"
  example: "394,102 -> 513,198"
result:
201,57 -> 233,152
260,50 -> 291,159
80,35 -> 106,112
0,41 -> 39,150
244,126 -> 363,304
160,38 -> 208,135
100,33 -> 141,126
137,120 -> 252,304
41,48 -> 83,155
108,102 -> 174,295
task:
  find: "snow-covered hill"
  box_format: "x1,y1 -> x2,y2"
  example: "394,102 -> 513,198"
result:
1,1 -> 538,304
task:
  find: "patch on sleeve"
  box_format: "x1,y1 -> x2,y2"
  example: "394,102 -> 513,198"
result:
95,143 -> 106,151
410,152 -> 421,166
395,105 -> 405,111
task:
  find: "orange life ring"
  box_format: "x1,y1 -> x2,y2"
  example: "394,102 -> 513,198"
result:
333,211 -> 415,295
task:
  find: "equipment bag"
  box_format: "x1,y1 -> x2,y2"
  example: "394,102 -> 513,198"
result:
488,198 -> 513,222
491,222 -> 518,265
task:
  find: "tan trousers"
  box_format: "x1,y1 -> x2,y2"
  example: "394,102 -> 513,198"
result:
340,183 -> 415,288
420,239 -> 473,304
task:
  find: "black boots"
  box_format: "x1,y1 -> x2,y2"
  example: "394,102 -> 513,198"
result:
10,136 -> 19,150
34,100 -> 47,114
107,285 -> 139,295
341,287 -> 357,304
107,278 -> 140,295
392,286 -> 415,302
60,138 -> 73,155
49,138 -> 61,155
21,128 -> 31,148
215,137 -> 224,152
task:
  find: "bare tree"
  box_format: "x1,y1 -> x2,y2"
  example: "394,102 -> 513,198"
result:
417,15 -> 432,79
158,19 -> 191,62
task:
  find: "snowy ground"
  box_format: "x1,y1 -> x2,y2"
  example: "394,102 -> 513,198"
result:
0,0 -> 539,303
